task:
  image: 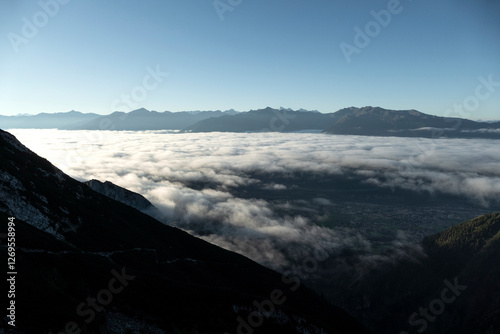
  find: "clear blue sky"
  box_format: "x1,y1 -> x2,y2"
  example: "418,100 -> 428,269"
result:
1,0 -> 499,119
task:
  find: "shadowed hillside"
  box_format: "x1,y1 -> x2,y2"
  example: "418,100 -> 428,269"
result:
334,213 -> 500,334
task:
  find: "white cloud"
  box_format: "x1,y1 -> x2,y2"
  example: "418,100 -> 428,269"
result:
8,129 -> 500,270
461,128 -> 500,134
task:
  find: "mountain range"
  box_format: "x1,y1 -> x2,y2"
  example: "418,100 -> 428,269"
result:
323,106 -> 500,138
185,107 -> 500,138
2,107 -> 499,139
0,109 -> 240,131
0,129 -> 368,333
0,110 -> 101,129
64,108 -> 241,131
183,107 -> 331,133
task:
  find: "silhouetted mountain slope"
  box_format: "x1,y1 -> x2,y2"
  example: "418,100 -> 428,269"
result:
323,107 -> 500,139
66,108 -> 240,130
0,110 -> 100,129
0,129 -> 369,333
337,213 -> 500,334
184,107 -> 334,132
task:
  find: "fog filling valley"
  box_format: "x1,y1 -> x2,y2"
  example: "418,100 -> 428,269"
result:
10,130 -> 500,282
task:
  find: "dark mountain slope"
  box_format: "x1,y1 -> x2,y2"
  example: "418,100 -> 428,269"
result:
323,106 -> 500,139
84,179 -> 163,220
0,129 -> 369,333
336,213 -> 500,334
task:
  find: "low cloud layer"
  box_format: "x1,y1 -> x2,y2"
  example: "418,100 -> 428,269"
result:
10,129 -> 500,272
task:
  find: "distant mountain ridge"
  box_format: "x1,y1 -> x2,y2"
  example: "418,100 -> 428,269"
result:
66,108 -> 241,130
184,107 -> 333,133
0,110 -> 101,129
0,108 -> 241,130
185,106 -> 500,138
323,106 -> 500,138
2,106 -> 499,139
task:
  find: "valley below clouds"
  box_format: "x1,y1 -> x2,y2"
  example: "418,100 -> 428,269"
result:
10,130 -> 500,280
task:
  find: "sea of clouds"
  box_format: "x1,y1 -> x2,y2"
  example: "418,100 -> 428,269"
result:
9,129 -> 500,272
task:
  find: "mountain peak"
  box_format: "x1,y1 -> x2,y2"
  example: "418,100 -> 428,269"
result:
322,106 -> 500,138
129,108 -> 152,115
246,107 -> 279,115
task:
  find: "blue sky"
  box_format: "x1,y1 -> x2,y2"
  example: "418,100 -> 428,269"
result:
1,0 -> 499,119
